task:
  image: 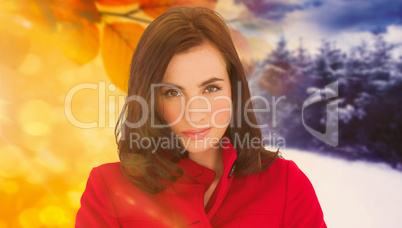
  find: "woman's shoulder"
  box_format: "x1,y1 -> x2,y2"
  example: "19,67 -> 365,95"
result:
83,161 -> 150,199
90,161 -> 121,174
259,156 -> 320,195
261,156 -> 300,173
258,157 -> 312,185
95,161 -> 121,172
85,162 -> 127,185
258,158 -> 326,227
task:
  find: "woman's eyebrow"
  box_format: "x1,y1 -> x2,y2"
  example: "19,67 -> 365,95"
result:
162,77 -> 224,90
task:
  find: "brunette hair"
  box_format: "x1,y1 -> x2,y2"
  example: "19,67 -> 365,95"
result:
115,6 -> 280,194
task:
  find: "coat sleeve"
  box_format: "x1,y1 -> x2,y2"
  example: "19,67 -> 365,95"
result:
75,167 -> 121,228
282,160 -> 327,228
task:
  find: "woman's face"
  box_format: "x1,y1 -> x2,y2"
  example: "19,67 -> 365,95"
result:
157,43 -> 232,154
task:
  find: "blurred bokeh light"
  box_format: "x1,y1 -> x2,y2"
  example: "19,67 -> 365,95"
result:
0,7 -> 122,227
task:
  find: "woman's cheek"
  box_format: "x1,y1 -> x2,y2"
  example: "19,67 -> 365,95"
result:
211,98 -> 232,128
161,101 -> 183,125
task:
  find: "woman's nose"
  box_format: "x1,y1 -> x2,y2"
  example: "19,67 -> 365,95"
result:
185,95 -> 210,126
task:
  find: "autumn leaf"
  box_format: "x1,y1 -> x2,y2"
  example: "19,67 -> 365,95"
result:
258,66 -> 285,96
102,22 -> 145,91
7,0 -> 101,66
141,0 -> 217,18
258,65 -> 302,96
230,29 -> 255,75
13,0 -> 58,31
97,0 -> 140,6
13,0 -> 99,31
49,0 -> 100,23
247,37 -> 273,62
56,19 -> 100,65
97,0 -> 217,18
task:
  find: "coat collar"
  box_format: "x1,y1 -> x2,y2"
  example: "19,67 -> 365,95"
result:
174,136 -> 237,190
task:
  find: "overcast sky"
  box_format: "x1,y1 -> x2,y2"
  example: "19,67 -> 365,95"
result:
217,0 -> 402,58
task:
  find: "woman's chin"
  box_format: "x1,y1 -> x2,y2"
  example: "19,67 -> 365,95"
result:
178,136 -> 223,154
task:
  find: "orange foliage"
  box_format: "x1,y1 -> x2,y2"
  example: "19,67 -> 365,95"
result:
140,0 -> 217,18
230,29 -> 255,75
15,0 -> 58,31
102,23 -> 145,91
96,0 -> 141,6
49,0 -> 101,22
56,19 -> 100,65
3,0 -> 218,91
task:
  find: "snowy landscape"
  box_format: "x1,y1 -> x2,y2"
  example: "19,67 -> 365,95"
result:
249,32 -> 402,169
221,1 -> 402,226
281,148 -> 402,228
248,32 -> 402,228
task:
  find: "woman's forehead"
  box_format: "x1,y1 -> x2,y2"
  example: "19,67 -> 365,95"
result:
162,43 -> 229,88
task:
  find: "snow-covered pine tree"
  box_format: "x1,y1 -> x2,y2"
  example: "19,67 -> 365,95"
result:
256,36 -> 295,141
253,32 -> 402,169
342,31 -> 401,167
365,32 -> 402,167
295,38 -> 312,69
314,40 -> 345,87
258,35 -> 300,96
281,38 -> 317,148
298,40 -> 346,150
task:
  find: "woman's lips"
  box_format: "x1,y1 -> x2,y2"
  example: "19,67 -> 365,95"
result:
182,127 -> 211,140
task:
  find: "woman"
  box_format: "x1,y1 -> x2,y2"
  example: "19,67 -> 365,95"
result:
76,6 -> 327,228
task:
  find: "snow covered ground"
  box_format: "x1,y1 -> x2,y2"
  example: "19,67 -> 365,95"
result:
280,148 -> 402,228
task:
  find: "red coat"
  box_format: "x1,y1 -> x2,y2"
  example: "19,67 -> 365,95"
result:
76,139 -> 327,227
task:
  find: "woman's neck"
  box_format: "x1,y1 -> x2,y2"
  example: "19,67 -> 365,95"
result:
188,147 -> 223,179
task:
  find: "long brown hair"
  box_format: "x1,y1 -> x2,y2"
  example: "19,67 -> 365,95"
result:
115,6 -> 280,194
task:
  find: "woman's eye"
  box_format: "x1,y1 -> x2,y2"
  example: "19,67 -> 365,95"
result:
204,85 -> 222,93
163,85 -> 221,97
164,89 -> 181,97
